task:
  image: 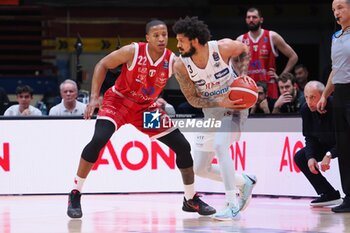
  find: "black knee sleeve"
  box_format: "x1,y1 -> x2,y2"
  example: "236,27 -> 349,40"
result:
81,119 -> 115,163
157,129 -> 193,169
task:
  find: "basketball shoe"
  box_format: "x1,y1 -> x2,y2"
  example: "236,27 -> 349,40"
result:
310,190 -> 342,207
182,193 -> 216,216
212,203 -> 241,221
238,174 -> 257,211
67,189 -> 83,218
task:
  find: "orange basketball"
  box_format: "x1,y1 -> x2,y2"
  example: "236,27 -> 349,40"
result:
229,77 -> 258,110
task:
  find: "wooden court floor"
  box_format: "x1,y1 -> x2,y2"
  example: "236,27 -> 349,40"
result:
0,193 -> 349,233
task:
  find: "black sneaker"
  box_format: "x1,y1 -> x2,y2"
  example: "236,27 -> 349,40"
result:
182,193 -> 216,216
67,189 -> 83,218
332,200 -> 350,213
310,190 -> 342,207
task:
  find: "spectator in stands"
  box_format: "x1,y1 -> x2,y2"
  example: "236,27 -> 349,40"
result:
272,72 -> 305,114
0,87 -> 9,115
294,64 -> 309,92
250,81 -> 275,114
49,79 -> 86,116
294,81 -> 342,207
156,97 -> 176,115
4,85 -> 42,116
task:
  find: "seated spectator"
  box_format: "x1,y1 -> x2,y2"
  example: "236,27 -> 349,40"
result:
294,64 -> 309,92
250,81 -> 275,114
4,85 -> 42,116
0,87 -> 9,115
294,81 -> 342,207
272,72 -> 305,114
49,79 -> 86,116
156,97 -> 176,116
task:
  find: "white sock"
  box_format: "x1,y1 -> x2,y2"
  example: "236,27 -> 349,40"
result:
225,190 -> 238,206
184,183 -> 196,200
72,176 -> 86,192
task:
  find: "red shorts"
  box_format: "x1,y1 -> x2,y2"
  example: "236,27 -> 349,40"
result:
98,87 -> 174,138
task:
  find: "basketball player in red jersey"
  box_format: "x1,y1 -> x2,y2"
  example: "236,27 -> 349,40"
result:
237,7 -> 298,99
67,19 -> 216,218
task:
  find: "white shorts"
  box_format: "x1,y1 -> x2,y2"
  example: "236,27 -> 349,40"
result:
194,107 -> 248,152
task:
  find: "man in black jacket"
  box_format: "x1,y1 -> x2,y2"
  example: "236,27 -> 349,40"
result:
294,81 -> 342,206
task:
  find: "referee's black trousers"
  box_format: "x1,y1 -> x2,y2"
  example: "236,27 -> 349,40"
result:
334,83 -> 350,201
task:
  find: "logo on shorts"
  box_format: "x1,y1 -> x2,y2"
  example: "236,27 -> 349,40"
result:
143,110 -> 161,128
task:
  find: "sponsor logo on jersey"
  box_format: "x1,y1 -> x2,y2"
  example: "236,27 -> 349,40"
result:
248,69 -> 267,75
260,49 -> 269,56
263,36 -> 268,43
129,91 -> 154,102
138,67 -> 148,74
205,81 -> 220,90
212,52 -> 220,61
214,68 -> 229,79
136,74 -> 147,83
142,86 -> 155,96
202,86 -> 229,97
243,38 -> 250,46
155,77 -> 167,88
249,59 -> 267,76
149,69 -> 156,77
250,60 -> 262,69
163,60 -> 169,69
194,79 -> 206,86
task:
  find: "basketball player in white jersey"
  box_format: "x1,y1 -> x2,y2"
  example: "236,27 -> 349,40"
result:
172,17 -> 257,221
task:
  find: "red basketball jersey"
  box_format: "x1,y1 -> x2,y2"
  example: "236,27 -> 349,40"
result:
114,42 -> 175,104
242,29 -> 278,98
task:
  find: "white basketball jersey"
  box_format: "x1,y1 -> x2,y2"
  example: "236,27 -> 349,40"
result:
180,40 -> 238,101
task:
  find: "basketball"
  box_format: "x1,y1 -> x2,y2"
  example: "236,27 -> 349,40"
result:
229,77 -> 258,109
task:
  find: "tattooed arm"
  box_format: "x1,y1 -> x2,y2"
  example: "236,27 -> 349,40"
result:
173,57 -> 245,109
173,58 -> 219,108
218,38 -> 250,75
233,50 -> 249,75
